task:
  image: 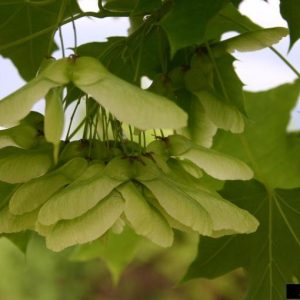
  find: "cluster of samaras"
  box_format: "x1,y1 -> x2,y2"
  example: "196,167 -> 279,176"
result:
0,56 -> 258,251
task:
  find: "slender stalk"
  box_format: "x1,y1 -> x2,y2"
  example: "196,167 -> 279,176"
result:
68,117 -> 86,140
129,125 -> 134,142
65,98 -> 81,141
270,47 -> 300,78
0,11 -> 129,53
47,0 -> 68,55
69,9 -> 78,54
142,131 -> 146,149
58,26 -> 65,57
159,129 -> 165,138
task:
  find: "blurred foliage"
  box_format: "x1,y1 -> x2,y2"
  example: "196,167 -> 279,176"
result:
0,235 -> 246,300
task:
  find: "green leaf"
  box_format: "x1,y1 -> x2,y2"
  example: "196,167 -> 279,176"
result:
204,3 -> 261,42
219,27 -> 289,53
214,81 -> 300,189
0,0 -> 80,80
210,54 -> 246,114
104,0 -> 136,12
186,81 -> 300,299
195,90 -> 245,133
132,0 -> 161,15
2,231 -> 32,253
72,57 -> 187,130
118,182 -> 173,247
9,158 -> 88,215
38,172 -> 123,225
186,180 -> 300,300
45,192 -> 124,252
280,0 -> 300,48
0,147 -> 52,184
71,227 -> 141,282
160,0 -> 225,54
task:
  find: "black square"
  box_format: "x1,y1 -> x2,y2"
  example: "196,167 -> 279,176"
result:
287,284 -> 300,299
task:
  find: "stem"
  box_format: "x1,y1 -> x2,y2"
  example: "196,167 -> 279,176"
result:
58,26 -> 65,57
69,9 -> 78,54
129,125 -> 134,142
65,98 -> 81,141
47,0 -> 68,55
142,131 -> 146,149
270,47 -> 300,78
0,11 -> 129,53
160,129 -> 165,138
93,109 -> 100,141
68,117 -> 86,140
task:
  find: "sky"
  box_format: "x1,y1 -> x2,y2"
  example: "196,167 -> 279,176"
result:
0,0 -> 299,128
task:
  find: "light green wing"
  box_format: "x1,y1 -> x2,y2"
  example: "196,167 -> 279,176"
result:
9,158 -> 88,215
119,182 -> 173,247
0,59 -> 70,127
72,57 -> 187,130
220,27 -> 289,53
0,147 -> 52,183
0,206 -> 38,233
180,148 -> 253,180
142,178 -> 213,235
44,87 -> 65,163
195,90 -> 244,133
38,174 -> 123,225
45,192 -> 124,252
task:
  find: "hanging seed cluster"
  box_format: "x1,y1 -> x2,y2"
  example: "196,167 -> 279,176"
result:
0,56 -> 258,252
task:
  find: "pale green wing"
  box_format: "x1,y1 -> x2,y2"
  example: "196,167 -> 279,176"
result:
184,188 -> 259,237
73,162 -> 105,182
0,58 -> 70,127
119,182 -> 173,247
0,206 -> 37,233
44,87 -> 65,163
0,124 -> 37,149
0,147 -> 52,183
9,158 -> 88,215
0,78 -> 59,127
167,134 -> 253,180
72,57 -> 187,130
38,174 -> 123,225
142,179 -> 213,235
220,27 -> 289,53
45,192 -> 124,252
0,134 -> 17,148
195,90 -> 244,133
180,148 -> 253,180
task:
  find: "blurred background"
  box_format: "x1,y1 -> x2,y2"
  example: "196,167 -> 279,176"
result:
0,0 -> 299,299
